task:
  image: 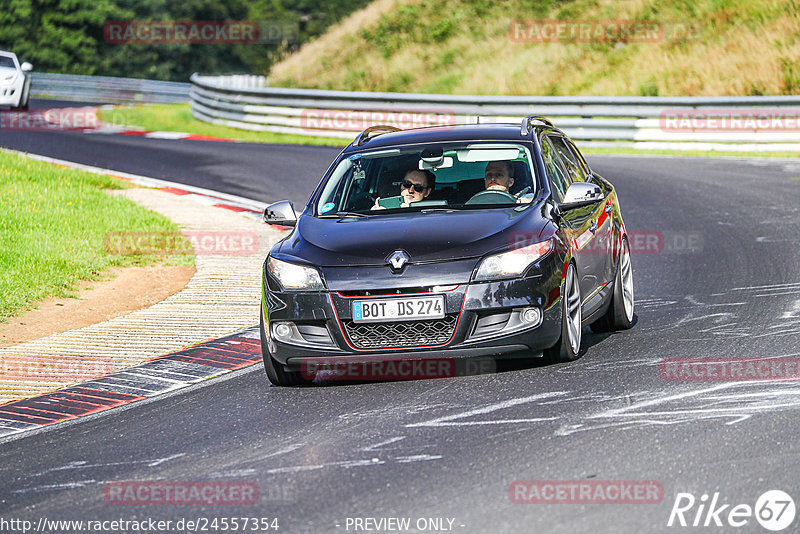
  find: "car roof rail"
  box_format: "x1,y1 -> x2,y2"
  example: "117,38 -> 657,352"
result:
520,115 -> 554,136
354,125 -> 402,147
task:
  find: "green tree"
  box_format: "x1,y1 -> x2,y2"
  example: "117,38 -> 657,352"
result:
0,0 -> 131,74
0,0 -> 373,80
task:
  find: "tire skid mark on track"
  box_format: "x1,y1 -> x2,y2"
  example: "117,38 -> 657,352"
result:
0,327 -> 262,439
634,288 -> 800,340
391,365 -> 800,439
555,380 -> 800,436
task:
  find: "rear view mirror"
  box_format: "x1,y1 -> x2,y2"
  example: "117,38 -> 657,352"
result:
419,147 -> 453,170
264,200 -> 297,227
20,62 -> 33,72
420,147 -> 443,165
419,156 -> 453,170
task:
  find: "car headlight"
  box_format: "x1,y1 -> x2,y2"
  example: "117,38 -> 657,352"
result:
267,257 -> 325,291
473,238 -> 554,282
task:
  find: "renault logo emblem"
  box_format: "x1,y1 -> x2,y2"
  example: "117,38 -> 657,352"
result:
387,250 -> 410,272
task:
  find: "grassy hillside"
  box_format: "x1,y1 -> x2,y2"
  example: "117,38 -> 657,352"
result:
267,0 -> 800,96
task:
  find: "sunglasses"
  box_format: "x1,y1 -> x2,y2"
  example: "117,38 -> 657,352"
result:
401,180 -> 428,193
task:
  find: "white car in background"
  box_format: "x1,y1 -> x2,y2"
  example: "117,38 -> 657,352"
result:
0,50 -> 33,109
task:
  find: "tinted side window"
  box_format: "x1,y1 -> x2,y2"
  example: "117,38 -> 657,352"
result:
541,137 -> 570,201
548,135 -> 586,183
566,139 -> 592,178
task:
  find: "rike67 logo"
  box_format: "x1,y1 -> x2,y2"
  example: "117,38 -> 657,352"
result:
667,490 -> 796,531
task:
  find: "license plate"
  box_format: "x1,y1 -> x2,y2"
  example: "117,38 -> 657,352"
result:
352,296 -> 445,323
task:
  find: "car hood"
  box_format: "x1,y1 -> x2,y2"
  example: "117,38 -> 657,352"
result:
278,207 -> 549,266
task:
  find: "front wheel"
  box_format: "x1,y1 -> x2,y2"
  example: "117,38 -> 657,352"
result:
544,262 -> 582,363
17,79 -> 30,109
591,237 -> 634,332
260,315 -> 312,387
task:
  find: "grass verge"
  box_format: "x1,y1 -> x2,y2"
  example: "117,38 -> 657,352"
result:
99,104 -> 349,147
0,152 -> 193,323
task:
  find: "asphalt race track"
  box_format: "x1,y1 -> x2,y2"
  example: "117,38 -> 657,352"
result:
2,104 -> 800,533
0,99 -> 341,208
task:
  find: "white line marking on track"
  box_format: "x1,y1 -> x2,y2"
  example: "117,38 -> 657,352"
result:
261,444 -> 305,459
12,480 -> 97,494
361,437 -> 406,451
31,454 -> 186,476
144,131 -> 191,140
148,453 -> 186,466
264,459 -> 386,474
394,454 -> 443,463
405,392 -> 567,428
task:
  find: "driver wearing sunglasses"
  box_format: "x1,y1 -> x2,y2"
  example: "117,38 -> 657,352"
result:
373,169 -> 435,209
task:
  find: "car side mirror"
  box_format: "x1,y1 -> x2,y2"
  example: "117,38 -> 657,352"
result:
558,182 -> 603,212
263,200 -> 297,227
20,62 -> 33,72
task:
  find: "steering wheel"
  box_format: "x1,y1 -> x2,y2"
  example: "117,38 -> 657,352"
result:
465,189 -> 517,205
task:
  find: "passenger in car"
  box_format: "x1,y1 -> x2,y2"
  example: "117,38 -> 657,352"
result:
484,161 -> 533,203
372,169 -> 435,209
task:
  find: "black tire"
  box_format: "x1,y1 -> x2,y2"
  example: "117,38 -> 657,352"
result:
544,262 -> 582,363
17,79 -> 30,110
260,314 -> 312,387
591,238 -> 634,332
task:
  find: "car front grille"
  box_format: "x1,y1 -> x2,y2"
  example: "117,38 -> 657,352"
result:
342,314 -> 458,349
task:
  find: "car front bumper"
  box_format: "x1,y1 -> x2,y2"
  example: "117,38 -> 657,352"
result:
0,78 -> 24,106
262,257 -> 564,371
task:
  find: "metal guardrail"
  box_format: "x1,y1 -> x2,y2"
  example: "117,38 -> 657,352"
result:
190,73 -> 800,151
31,73 -> 190,104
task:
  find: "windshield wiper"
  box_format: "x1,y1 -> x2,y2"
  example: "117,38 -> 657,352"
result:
319,211 -> 371,218
445,204 -> 517,210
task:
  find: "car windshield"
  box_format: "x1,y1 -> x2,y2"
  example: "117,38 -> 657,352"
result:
0,56 -> 16,69
316,142 -> 538,216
